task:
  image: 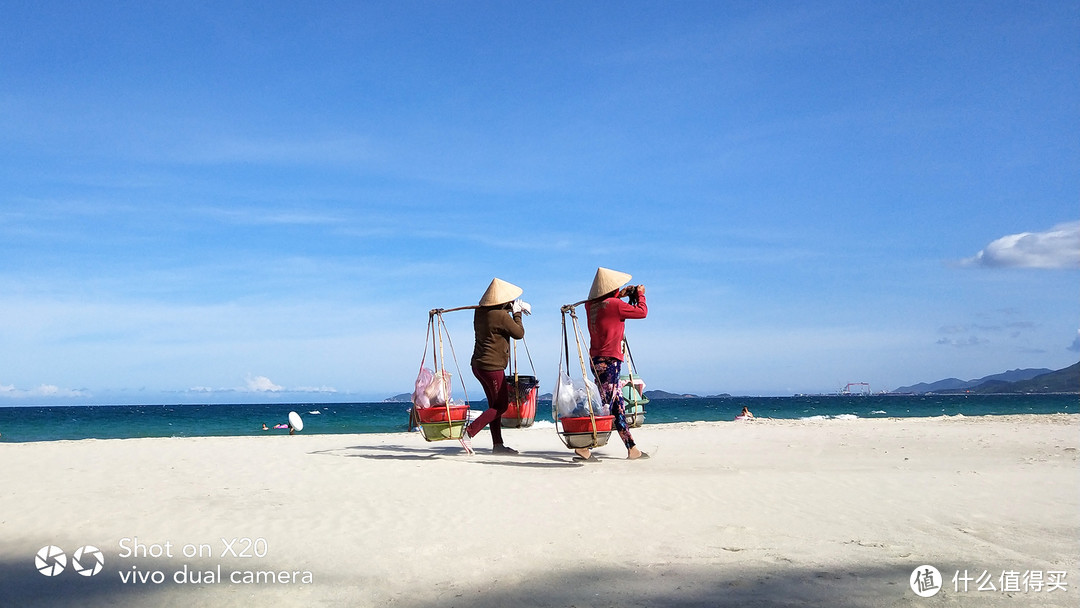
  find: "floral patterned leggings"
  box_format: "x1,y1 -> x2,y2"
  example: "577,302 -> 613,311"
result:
591,356 -> 635,449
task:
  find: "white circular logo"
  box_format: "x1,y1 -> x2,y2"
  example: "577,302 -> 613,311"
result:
35,545 -> 67,577
910,564 -> 942,597
71,545 -> 105,576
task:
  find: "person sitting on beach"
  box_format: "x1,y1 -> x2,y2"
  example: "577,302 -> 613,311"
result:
460,278 -> 529,455
580,267 -> 648,461
737,406 -> 754,420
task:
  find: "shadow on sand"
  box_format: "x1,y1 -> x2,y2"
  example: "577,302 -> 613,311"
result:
310,443 -> 585,469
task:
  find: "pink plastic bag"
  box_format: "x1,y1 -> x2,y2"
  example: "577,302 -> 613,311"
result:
424,370 -> 452,407
412,367 -> 452,408
412,368 -> 434,408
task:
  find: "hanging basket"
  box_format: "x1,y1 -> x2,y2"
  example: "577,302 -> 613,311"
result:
415,404 -> 470,441
552,304 -> 615,450
624,402 -> 646,428
411,310 -> 473,444
557,415 -> 615,448
621,374 -> 648,428
502,375 -> 539,428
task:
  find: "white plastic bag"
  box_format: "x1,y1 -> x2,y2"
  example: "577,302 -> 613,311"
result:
554,372 -> 605,418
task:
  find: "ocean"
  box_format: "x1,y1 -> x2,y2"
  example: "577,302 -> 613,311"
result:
0,394 -> 1075,443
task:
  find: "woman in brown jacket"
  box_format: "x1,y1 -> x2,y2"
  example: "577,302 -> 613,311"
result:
463,278 -> 530,455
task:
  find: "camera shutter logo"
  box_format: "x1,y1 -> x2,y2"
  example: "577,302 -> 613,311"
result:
72,545 -> 105,576
35,546 -> 67,577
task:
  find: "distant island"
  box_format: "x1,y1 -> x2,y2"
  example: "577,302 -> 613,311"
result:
386,361 -> 1079,401
891,362 -> 1078,395
643,390 -> 732,399
386,389 -> 732,402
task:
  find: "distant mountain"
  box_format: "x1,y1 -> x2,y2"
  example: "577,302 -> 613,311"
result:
893,368 -> 1053,394
644,390 -> 700,399
544,390 -> 706,401
384,393 -> 412,402
893,377 -> 969,394
969,362 -> 1079,394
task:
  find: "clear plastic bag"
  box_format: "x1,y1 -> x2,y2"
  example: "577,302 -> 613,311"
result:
554,372 -> 605,418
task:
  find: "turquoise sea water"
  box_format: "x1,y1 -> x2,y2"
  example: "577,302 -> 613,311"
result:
0,394 -> 1075,443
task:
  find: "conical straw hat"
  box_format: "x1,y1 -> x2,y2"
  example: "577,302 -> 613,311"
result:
588,267 -> 632,300
478,278 -> 523,306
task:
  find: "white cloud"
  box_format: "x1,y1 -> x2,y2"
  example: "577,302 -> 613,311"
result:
186,386 -> 225,394
936,336 -> 989,348
962,221 -> 1080,269
1069,330 -> 1080,353
0,383 -> 89,398
245,375 -> 283,392
293,386 -> 338,394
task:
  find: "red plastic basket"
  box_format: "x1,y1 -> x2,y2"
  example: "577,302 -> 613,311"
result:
559,415 -> 615,433
415,405 -> 470,424
503,375 -> 539,428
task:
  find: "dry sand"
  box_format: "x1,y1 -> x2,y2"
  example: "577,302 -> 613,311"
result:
1,414 -> 1077,607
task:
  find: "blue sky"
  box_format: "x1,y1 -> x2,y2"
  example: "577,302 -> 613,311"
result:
1,1 -> 1077,404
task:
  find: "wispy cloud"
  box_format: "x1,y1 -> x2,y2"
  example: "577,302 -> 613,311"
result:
935,309 -> 1041,348
195,206 -> 345,227
936,336 -> 989,348
0,383 -> 89,399
188,136 -> 377,166
184,377 -> 338,397
960,221 -> 1080,269
1069,330 -> 1080,353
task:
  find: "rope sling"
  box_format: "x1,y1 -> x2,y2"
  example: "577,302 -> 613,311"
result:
413,305 -> 537,436
553,303 -> 614,449
504,331 -> 540,428
621,337 -> 648,428
411,310 -> 472,442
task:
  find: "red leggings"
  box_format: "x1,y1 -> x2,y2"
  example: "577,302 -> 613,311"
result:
467,366 -> 508,445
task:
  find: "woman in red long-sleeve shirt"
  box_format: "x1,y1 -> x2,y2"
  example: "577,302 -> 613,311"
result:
581,267 -> 649,461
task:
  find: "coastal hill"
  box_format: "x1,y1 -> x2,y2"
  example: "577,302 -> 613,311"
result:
893,362 -> 1078,395
893,368 -> 1051,394
968,362 -> 1079,394
385,390 -> 733,402
643,390 -> 732,399
387,362 -> 1078,401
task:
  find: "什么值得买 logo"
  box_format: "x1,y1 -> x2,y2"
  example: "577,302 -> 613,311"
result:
910,564 -> 942,598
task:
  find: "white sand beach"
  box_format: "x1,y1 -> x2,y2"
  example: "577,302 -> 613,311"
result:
1,414 -> 1077,607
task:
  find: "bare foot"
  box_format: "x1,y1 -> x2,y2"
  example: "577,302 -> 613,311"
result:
574,448 -> 592,460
